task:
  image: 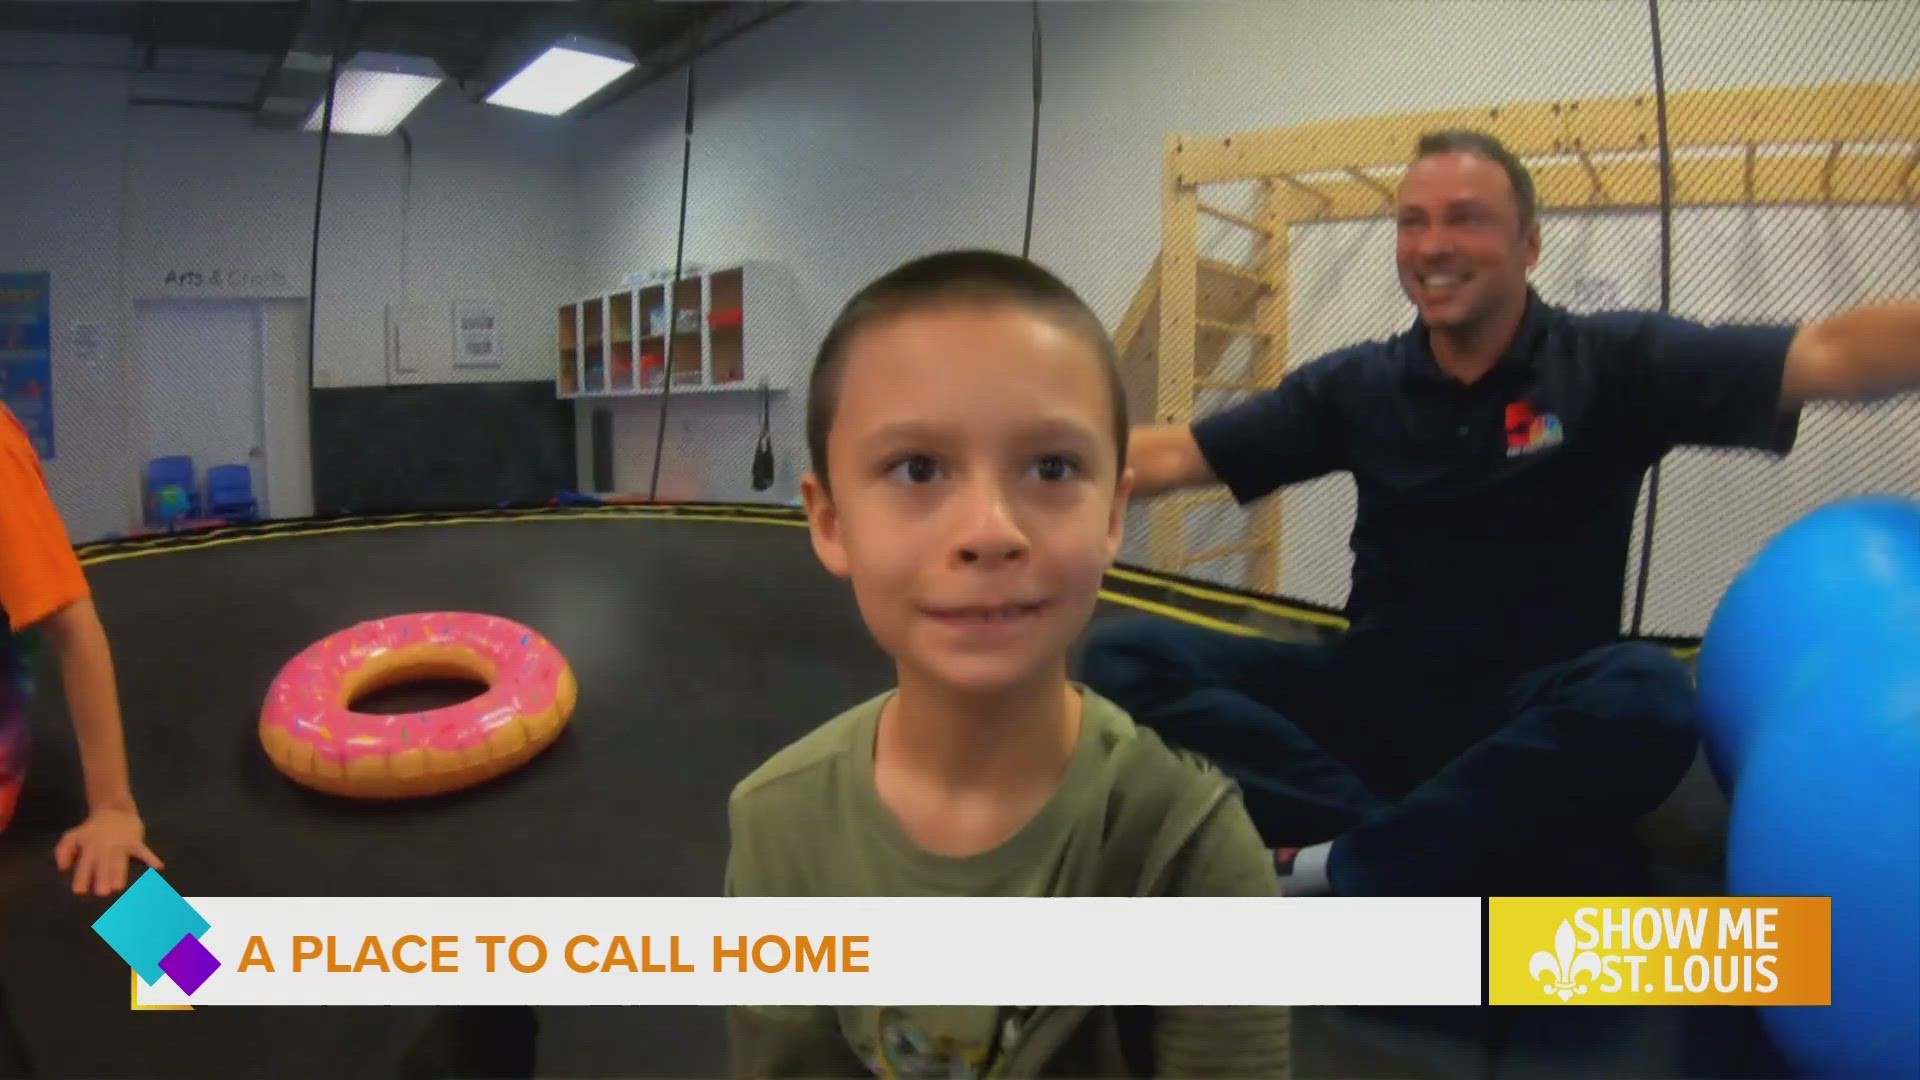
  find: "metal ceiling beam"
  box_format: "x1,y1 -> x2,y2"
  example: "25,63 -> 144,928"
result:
205,0 -> 799,127
575,0 -> 803,118
251,0 -> 356,128
249,0 -> 319,113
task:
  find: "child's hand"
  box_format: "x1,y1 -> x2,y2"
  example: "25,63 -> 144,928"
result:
54,807 -> 163,897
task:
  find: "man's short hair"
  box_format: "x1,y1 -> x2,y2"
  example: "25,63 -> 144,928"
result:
1414,129 -> 1539,234
806,249 -> 1129,489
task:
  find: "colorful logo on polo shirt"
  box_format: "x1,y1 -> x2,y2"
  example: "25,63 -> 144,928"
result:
1505,400 -> 1563,457
93,868 -> 221,996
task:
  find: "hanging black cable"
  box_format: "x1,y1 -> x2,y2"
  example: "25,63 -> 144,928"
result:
1630,0 -> 1676,637
1021,0 -> 1042,259
648,61 -> 698,503
304,42 -> 342,391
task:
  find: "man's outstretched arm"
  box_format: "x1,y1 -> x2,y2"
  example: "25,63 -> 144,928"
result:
1125,352 -> 1349,504
1781,301 -> 1920,405
1127,424 -> 1220,500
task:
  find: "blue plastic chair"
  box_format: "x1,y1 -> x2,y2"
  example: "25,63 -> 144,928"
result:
144,456 -> 201,525
206,464 -> 259,522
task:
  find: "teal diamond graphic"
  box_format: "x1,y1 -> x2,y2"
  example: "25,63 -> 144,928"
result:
92,868 -> 210,985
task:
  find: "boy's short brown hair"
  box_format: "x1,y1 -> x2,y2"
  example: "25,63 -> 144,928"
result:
806,249 -> 1129,489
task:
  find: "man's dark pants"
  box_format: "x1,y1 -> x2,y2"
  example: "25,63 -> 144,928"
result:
0,980 -> 28,1079
1078,618 -> 1700,897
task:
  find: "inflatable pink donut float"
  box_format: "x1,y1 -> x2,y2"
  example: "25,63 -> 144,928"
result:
259,612 -> 576,799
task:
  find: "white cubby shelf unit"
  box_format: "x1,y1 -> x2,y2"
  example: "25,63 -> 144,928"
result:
556,263 -> 795,398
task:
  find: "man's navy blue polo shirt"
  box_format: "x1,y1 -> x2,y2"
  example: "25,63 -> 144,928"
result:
1192,289 -> 1800,676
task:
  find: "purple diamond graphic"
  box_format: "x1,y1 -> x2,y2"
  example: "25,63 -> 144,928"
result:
158,933 -> 220,995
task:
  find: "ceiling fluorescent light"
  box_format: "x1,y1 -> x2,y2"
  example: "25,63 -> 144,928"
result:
305,52 -> 445,136
486,36 -> 636,116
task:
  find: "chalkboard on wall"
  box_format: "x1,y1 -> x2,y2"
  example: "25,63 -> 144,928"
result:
311,382 -> 576,516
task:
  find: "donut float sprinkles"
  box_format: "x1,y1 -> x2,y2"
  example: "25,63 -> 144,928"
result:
259,613 -> 576,799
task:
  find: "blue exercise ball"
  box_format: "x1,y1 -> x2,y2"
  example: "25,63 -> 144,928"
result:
1726,649 -> 1920,1080
1698,495 -> 1920,793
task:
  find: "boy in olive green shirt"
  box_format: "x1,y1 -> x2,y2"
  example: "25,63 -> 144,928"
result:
725,251 -> 1291,1077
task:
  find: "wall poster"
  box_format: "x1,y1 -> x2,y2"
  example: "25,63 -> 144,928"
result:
0,272 -> 53,459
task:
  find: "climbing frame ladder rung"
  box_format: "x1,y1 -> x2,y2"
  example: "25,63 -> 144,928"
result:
1179,539 -> 1268,567
1197,201 -> 1274,238
1168,489 -> 1237,512
1343,166 -> 1396,205
1195,377 -> 1267,392
1197,318 -> 1273,338
1201,258 -> 1273,290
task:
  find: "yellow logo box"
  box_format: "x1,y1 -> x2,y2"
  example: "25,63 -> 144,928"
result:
1489,897 -> 1830,1006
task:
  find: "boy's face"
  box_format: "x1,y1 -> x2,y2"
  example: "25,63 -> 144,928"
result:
802,301 -> 1131,698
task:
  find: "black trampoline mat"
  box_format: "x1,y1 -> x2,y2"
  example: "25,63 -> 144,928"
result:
0,513 -> 1162,1078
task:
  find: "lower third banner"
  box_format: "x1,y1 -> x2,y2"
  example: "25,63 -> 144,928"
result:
96,872 -> 1483,1008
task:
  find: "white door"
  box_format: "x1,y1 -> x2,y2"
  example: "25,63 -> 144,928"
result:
134,298 -> 268,517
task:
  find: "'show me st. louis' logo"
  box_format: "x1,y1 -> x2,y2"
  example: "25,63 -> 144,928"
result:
1530,919 -> 1601,1001
92,868 -> 221,996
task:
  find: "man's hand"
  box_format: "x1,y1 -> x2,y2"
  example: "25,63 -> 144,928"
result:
54,806 -> 162,896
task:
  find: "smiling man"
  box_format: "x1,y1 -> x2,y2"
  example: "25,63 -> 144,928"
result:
1081,129 -> 1920,898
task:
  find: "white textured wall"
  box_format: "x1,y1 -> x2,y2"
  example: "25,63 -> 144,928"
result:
308,85 -> 583,390
0,29 -> 584,540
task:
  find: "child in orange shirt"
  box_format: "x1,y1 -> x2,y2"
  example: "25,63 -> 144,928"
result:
0,401 -> 160,896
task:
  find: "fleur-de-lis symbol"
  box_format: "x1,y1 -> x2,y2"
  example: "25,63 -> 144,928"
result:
1529,919 -> 1601,1001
